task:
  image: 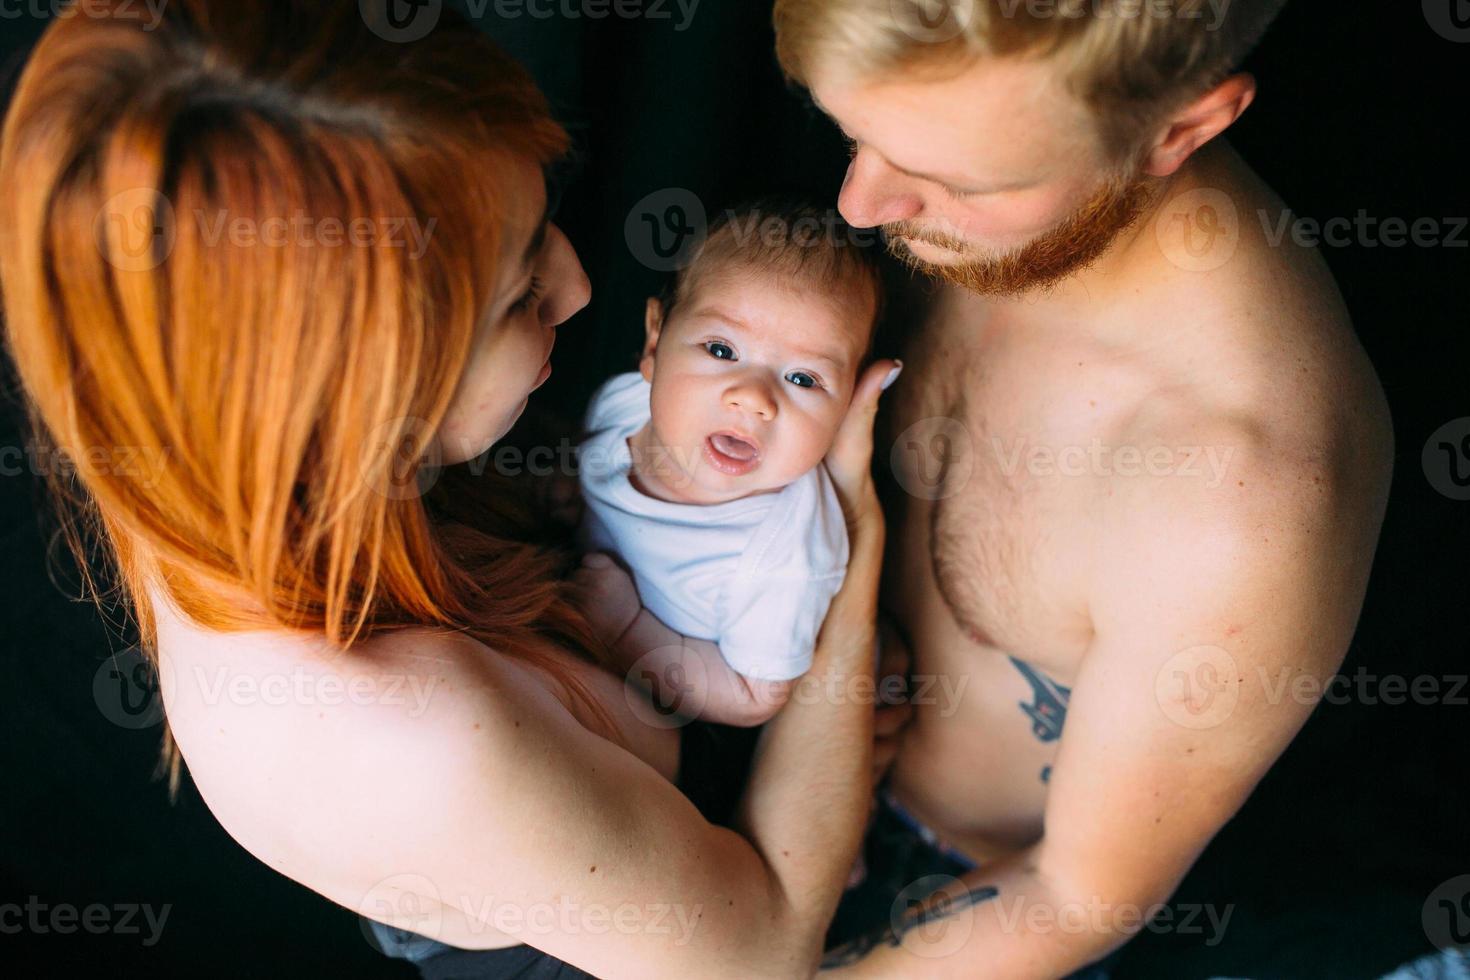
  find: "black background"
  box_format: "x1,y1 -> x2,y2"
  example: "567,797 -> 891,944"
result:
0,1 -> 1465,977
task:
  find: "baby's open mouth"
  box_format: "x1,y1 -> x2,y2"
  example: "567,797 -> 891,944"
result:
705,431 -> 761,476
710,432 -> 758,461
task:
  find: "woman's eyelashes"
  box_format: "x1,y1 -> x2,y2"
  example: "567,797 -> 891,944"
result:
509,277 -> 543,316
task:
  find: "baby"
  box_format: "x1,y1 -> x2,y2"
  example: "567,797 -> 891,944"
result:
573,200 -> 884,726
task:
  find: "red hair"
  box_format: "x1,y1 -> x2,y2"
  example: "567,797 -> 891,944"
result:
0,0 -> 619,795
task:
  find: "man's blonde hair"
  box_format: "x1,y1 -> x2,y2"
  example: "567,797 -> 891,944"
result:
773,0 -> 1289,162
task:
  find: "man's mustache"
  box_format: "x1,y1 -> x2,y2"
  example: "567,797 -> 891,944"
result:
882,221 -> 971,254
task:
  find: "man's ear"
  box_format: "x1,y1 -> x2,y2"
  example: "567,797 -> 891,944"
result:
639,297 -> 663,383
1141,73 -> 1257,178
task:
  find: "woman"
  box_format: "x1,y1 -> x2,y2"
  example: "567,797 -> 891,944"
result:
0,1 -> 897,976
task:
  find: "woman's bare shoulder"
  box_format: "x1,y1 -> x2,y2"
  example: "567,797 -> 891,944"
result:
158,615 -> 559,872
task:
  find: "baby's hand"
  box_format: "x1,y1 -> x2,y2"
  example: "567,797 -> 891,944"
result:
570,552 -> 642,648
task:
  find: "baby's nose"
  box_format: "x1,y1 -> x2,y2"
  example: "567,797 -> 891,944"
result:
726,379 -> 777,420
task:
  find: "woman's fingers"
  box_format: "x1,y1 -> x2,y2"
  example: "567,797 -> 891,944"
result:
824,358 -> 902,520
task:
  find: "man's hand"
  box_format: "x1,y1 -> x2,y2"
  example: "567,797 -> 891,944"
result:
570,552 -> 642,649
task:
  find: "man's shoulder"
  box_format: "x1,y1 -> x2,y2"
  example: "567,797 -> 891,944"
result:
1097,361 -> 1391,592
1116,144 -> 1393,529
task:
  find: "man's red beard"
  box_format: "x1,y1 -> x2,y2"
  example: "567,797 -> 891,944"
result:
884,175 -> 1158,295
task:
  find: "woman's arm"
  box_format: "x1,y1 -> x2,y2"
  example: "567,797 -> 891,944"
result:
286,361 -> 900,979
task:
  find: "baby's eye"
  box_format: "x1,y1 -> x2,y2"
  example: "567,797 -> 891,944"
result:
786,371 -> 819,389
705,341 -> 736,360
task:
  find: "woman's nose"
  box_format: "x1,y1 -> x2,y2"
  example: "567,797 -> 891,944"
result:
838,148 -> 923,229
725,376 -> 777,421
539,223 -> 590,328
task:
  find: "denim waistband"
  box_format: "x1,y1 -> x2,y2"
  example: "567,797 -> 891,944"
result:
877,783 -> 980,873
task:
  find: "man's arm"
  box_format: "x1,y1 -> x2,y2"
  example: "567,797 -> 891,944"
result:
824,419 -> 1391,978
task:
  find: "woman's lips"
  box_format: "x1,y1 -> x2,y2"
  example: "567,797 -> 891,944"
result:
704,432 -> 760,476
532,358 -> 552,389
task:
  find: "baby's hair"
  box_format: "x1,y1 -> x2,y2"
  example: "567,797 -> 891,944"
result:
657,197 -> 884,364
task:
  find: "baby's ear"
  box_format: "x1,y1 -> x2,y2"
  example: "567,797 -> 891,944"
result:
639,297 -> 663,383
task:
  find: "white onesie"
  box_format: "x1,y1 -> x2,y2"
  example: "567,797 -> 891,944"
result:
576,371 -> 849,682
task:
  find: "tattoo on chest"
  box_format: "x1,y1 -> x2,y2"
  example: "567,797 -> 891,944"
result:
820,884 -> 1001,969
1009,657 -> 1070,782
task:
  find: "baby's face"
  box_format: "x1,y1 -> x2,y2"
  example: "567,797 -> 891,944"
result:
636,270 -> 872,505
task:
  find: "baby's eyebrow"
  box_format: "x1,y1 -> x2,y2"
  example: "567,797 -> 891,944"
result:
787,346 -> 848,373
697,307 -> 849,373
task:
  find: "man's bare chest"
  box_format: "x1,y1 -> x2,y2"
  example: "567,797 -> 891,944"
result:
878,319 -> 1125,680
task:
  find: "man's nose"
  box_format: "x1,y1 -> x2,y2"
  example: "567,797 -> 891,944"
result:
724,375 -> 777,421
838,148 -> 922,229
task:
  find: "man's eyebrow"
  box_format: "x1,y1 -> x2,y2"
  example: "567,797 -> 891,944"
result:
885,155 -> 1031,195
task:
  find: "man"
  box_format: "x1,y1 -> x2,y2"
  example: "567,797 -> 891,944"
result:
771,1 -> 1395,976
